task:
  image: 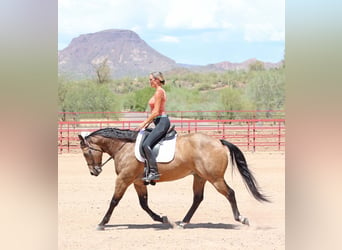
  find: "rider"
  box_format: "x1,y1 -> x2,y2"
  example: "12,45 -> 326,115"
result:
137,72 -> 170,181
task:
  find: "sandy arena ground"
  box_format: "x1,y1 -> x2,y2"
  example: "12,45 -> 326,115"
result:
58,151 -> 285,250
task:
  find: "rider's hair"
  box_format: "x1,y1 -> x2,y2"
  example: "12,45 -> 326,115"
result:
151,72 -> 165,85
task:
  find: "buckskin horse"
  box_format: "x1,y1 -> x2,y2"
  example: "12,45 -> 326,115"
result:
78,127 -> 269,230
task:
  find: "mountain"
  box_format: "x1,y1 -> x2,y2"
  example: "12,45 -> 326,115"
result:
58,29 -> 177,79
58,29 -> 283,79
212,58 -> 282,70
183,58 -> 282,73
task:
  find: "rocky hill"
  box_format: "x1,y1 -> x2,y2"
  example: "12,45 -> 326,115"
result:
58,29 -> 283,79
211,58 -> 283,71
187,58 -> 283,73
58,29 -> 177,79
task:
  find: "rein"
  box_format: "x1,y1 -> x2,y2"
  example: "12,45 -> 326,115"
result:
100,155 -> 113,167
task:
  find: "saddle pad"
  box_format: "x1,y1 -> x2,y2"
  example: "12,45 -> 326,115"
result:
134,130 -> 177,163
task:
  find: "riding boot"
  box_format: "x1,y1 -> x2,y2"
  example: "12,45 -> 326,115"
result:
142,146 -> 160,181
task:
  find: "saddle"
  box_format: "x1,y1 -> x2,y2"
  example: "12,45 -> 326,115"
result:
135,125 -> 177,163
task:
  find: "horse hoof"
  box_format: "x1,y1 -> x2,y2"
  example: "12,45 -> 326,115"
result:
238,216 -> 250,226
177,221 -> 187,229
96,225 -> 105,231
162,216 -> 169,224
242,218 -> 250,226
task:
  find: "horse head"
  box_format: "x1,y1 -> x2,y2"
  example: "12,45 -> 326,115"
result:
78,134 -> 104,177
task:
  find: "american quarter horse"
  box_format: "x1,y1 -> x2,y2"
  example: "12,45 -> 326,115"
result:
78,127 -> 269,230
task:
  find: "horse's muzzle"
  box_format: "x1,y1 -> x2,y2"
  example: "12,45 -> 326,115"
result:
90,166 -> 102,176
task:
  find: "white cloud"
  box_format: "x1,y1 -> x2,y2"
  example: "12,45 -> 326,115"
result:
244,23 -> 285,42
58,0 -> 285,48
157,36 -> 180,43
270,31 -> 285,41
58,0 -> 146,35
163,0 -> 221,29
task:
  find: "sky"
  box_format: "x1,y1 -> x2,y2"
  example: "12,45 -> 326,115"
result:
58,0 -> 285,65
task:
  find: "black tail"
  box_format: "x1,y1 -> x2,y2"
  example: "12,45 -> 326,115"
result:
220,139 -> 270,202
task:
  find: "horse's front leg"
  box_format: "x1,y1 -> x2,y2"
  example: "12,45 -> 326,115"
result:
97,177 -> 130,230
133,182 -> 168,223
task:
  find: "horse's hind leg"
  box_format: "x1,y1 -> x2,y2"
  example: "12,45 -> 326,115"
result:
180,174 -> 206,226
211,178 -> 249,225
97,177 -> 130,230
133,182 -> 166,223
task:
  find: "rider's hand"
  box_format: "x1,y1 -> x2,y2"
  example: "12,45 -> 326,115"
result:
135,122 -> 146,131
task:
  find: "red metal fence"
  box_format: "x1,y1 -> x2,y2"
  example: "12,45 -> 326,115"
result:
58,110 -> 285,153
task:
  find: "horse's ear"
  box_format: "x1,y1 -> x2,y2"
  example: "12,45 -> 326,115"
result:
78,134 -> 86,147
78,132 -> 90,147
78,134 -> 84,141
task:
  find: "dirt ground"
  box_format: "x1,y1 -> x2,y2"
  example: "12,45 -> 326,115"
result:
58,151 -> 285,250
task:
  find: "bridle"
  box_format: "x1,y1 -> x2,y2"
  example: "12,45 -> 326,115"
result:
85,140 -> 127,168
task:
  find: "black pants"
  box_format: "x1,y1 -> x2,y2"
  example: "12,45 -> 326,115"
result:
142,116 -> 170,171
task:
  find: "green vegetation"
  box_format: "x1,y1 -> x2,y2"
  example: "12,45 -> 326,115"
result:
58,79 -> 122,120
58,66 -> 285,120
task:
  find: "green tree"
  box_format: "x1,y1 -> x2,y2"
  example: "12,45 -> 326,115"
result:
245,70 -> 285,117
249,60 -> 265,71
220,88 -> 244,119
57,78 -> 70,120
60,81 -> 120,115
131,87 -> 155,111
166,87 -> 202,113
93,57 -> 111,84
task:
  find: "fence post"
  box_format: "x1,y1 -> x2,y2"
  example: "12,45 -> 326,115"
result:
278,121 -> 281,151
59,122 -> 63,154
253,119 -> 256,152
181,111 -> 183,130
247,121 -> 250,151
72,112 -> 77,129
67,121 -> 70,153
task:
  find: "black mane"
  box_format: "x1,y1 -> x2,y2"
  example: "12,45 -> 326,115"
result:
87,127 -> 138,142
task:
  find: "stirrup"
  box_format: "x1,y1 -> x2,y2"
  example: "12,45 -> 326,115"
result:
142,172 -> 160,181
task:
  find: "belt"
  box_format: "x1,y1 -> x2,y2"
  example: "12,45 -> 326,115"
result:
155,114 -> 168,119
